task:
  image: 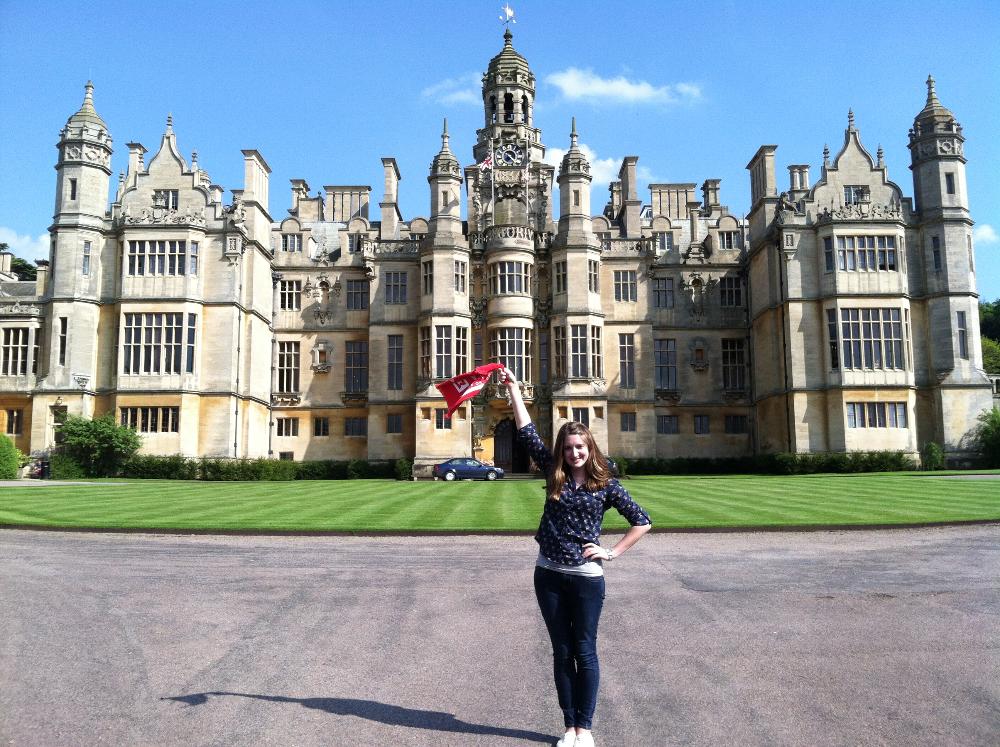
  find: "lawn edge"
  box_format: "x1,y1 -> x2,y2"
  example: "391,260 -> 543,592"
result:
1,518 -> 998,537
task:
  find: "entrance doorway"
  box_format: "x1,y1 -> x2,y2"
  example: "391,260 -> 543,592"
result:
493,418 -> 531,473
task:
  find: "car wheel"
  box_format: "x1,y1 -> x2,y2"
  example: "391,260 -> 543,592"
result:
444,471 -> 457,481
486,471 -> 497,481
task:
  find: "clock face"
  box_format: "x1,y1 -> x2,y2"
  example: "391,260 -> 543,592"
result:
495,143 -> 524,166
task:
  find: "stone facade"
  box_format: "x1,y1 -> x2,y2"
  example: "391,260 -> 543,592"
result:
0,36 -> 992,471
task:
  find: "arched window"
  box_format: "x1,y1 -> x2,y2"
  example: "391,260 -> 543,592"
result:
490,96 -> 497,123
503,93 -> 514,123
521,95 -> 529,124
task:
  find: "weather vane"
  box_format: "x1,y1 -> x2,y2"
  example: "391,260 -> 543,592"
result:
499,3 -> 516,27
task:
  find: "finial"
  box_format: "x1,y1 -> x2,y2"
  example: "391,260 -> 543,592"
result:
847,108 -> 855,129
926,74 -> 940,106
570,117 -> 578,148
823,144 -> 830,166
504,27 -> 513,45
876,144 -> 884,166
192,150 -> 198,165
166,113 -> 174,134
441,118 -> 450,150
78,80 -> 97,114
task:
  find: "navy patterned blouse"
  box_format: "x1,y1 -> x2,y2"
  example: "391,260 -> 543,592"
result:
517,423 -> 652,566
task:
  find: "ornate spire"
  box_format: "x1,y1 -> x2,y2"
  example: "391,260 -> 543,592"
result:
847,109 -> 855,130
823,144 -> 830,167
915,73 -> 954,121
559,117 -> 590,181
166,113 -> 174,135
441,118 -> 451,152
925,74 -> 940,108
66,80 -> 108,129
876,144 -> 884,167
430,117 -> 459,175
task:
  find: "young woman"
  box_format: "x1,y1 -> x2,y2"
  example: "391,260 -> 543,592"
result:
498,366 -> 652,747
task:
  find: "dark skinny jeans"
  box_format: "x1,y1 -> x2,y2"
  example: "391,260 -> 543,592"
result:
533,565 -> 606,730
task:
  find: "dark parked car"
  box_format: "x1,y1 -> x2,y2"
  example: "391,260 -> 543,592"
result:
433,458 -> 505,481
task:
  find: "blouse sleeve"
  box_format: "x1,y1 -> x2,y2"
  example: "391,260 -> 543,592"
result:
516,422 -> 553,474
604,479 -> 652,527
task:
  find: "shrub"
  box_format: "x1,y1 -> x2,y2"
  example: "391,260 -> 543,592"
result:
920,442 -> 945,471
394,458 -> 413,481
49,452 -> 87,479
0,434 -> 23,479
56,414 -> 142,477
346,458 -> 369,480
295,460 -> 334,480
609,456 -> 629,478
121,454 -> 199,480
199,457 -> 297,481
971,407 -> 1000,468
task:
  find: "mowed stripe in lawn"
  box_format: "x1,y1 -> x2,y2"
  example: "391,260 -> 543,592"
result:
0,474 -> 997,531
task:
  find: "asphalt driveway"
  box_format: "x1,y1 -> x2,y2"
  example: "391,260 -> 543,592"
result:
1,526 -> 997,746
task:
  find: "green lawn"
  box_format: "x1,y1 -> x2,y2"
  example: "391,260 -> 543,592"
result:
1,473 -> 998,532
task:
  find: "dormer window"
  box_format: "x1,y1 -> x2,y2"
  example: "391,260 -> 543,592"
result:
718,231 -> 739,250
843,186 -> 870,205
281,233 -> 302,252
153,190 -> 179,210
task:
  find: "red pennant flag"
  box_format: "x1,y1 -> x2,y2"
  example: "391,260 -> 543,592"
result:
435,363 -> 503,418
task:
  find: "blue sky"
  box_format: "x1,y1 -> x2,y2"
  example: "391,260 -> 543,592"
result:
1,0 -> 998,299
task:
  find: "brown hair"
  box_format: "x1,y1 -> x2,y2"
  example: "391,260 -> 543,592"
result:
547,421 -> 613,501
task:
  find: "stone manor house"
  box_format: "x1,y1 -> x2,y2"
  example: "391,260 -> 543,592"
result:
0,31 -> 992,475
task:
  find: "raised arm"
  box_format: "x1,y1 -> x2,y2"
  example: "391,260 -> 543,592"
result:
498,366 -> 531,429
499,365 -> 552,473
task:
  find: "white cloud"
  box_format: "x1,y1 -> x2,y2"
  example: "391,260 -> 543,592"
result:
0,227 -> 49,262
421,73 -> 481,106
545,67 -> 701,105
973,224 -> 998,244
543,144 -> 660,195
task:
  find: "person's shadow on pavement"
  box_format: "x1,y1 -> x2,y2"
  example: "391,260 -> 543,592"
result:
164,691 -> 553,743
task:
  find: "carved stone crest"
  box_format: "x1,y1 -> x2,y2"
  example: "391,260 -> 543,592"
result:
469,297 -> 488,329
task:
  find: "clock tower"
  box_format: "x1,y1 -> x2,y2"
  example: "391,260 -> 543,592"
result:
466,29 -> 554,233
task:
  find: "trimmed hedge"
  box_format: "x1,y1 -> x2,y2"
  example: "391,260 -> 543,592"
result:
625,450 -> 918,476
117,455 -> 404,481
62,451 -> 922,481
49,452 -> 87,479
0,434 -> 23,479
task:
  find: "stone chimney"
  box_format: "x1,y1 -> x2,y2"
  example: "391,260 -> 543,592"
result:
746,145 -> 778,207
0,250 -> 13,280
687,200 -> 702,244
35,259 -> 49,296
619,157 -> 642,237
701,179 -> 721,212
380,158 -> 401,239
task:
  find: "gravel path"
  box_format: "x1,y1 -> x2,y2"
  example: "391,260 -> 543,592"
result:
1,526 -> 998,746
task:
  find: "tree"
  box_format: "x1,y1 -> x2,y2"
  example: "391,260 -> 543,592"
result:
982,336 -> 1000,375
0,242 -> 38,281
0,433 -> 25,479
56,414 -> 142,477
10,257 -> 36,281
980,299 -> 1000,342
971,407 -> 1000,468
